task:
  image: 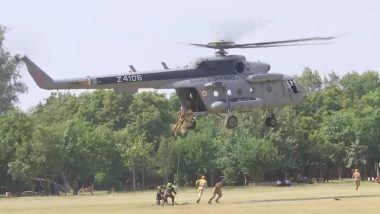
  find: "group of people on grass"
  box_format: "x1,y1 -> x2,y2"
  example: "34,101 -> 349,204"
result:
155,169 -> 370,205
156,176 -> 223,206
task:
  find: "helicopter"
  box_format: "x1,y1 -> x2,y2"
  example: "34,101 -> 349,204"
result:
21,36 -> 334,135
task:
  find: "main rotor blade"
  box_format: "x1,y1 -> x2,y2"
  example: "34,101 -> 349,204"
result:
235,36 -> 335,47
237,42 -> 331,49
189,43 -> 216,48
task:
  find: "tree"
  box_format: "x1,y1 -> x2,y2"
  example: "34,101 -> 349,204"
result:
266,107 -> 300,179
323,71 -> 340,87
340,71 -> 379,102
319,111 -> 356,180
345,138 -> 368,170
116,131 -> 153,191
31,92 -> 79,124
296,67 -> 322,94
176,121 -> 221,185
126,92 -> 175,142
352,89 -> 380,177
30,119 -> 100,195
0,109 -> 32,192
77,90 -> 133,130
89,125 -> 124,193
153,136 -> 177,185
217,128 -> 281,183
0,25 -> 27,113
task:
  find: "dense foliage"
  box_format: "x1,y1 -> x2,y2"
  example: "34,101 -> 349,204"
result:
0,25 -> 27,113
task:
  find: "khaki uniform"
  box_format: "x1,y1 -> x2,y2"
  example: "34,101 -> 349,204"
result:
352,170 -> 361,190
195,178 -> 207,203
172,110 -> 194,136
209,181 -> 223,203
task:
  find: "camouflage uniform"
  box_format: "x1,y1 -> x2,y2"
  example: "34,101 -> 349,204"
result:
163,183 -> 177,206
156,186 -> 164,205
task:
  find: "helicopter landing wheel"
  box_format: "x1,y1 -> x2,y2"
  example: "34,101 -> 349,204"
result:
225,115 -> 238,129
186,120 -> 196,130
265,116 -> 277,127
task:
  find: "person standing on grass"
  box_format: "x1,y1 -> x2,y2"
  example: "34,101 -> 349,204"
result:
352,169 -> 361,190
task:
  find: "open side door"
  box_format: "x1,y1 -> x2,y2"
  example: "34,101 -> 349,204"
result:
175,88 -> 207,112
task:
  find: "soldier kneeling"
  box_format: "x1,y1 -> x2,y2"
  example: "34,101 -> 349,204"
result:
163,183 -> 177,206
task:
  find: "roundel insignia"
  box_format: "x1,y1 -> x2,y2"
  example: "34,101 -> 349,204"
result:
201,90 -> 207,97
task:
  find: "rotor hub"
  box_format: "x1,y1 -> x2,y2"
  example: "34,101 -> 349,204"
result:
208,40 -> 235,56
207,40 -> 235,47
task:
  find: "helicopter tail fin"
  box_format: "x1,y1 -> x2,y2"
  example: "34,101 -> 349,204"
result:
21,56 -> 56,89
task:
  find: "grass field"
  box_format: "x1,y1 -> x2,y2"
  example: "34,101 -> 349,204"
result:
1,181 -> 380,214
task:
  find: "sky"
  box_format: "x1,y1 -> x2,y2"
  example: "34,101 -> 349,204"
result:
1,0 -> 379,110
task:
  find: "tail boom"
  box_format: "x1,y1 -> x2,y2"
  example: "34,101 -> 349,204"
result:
22,56 -> 92,90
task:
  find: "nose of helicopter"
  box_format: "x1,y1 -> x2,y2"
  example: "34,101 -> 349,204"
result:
293,85 -> 305,103
283,75 -> 305,104
293,80 -> 305,103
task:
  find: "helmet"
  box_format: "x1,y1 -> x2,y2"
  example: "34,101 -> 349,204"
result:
167,183 -> 172,187
355,169 -> 358,172
201,176 -> 205,179
157,186 -> 162,190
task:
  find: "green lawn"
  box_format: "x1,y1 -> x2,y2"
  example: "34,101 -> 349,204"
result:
1,181 -> 379,214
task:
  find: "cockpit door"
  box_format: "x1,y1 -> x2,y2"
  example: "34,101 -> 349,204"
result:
284,80 -> 299,94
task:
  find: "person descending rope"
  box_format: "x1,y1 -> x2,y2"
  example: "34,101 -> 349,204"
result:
172,111 -> 187,136
172,109 -> 194,136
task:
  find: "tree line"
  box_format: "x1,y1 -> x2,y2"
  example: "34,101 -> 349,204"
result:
1,25 -> 380,195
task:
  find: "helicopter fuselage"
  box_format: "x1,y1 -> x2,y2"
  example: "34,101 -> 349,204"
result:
22,34 -> 333,131
88,55 -> 304,115
22,54 -> 304,130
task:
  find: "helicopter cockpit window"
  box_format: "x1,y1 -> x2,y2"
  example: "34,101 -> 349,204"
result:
234,61 -> 245,74
287,80 -> 299,94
